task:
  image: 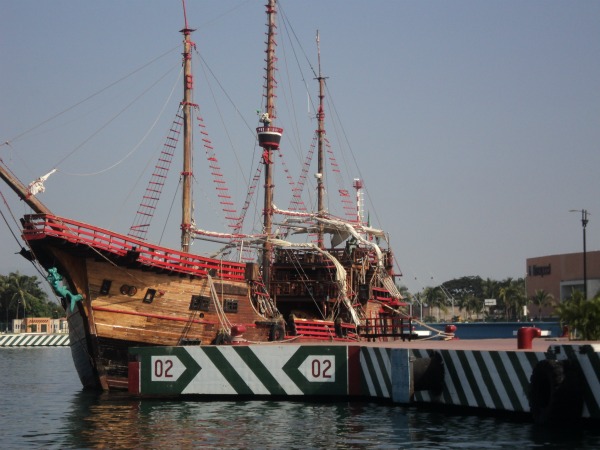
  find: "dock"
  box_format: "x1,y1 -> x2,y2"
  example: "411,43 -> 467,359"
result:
128,335 -> 600,424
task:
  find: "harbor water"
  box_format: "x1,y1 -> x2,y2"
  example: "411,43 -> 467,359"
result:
2,347 -> 600,449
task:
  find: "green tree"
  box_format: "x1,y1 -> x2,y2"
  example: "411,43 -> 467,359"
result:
530,289 -> 554,320
0,272 -> 57,329
481,278 -> 499,303
459,294 -> 483,320
423,286 -> 448,322
556,290 -> 600,340
443,276 -> 484,304
497,278 -> 526,320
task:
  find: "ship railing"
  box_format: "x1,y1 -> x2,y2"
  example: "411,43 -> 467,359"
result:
271,280 -> 337,298
289,317 -> 359,341
22,214 -> 246,281
274,247 -> 350,265
371,287 -> 408,307
358,316 -> 416,341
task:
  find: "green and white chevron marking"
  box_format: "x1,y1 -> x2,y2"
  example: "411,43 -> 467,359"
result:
130,345 -> 348,396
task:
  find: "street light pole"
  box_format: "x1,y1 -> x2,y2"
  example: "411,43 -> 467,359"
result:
570,209 -> 589,299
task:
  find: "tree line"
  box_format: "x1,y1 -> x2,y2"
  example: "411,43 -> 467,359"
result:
403,276 -> 553,322
401,275 -> 600,339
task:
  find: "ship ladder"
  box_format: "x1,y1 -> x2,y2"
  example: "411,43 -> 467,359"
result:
128,109 -> 184,241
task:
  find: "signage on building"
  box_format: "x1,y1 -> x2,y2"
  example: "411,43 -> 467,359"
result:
528,264 -> 551,277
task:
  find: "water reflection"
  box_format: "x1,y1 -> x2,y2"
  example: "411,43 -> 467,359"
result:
58,391 -> 600,449
61,394 -> 412,449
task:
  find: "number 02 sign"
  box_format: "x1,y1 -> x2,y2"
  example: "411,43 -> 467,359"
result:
151,355 -> 186,382
300,355 -> 336,382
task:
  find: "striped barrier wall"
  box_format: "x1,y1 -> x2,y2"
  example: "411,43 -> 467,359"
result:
411,348 -> 545,413
129,344 -> 426,400
128,343 -> 600,422
357,347 -> 446,403
359,344 -> 600,420
0,333 -> 70,347
358,346 -> 393,399
550,344 -> 600,420
409,344 -> 600,421
129,345 -> 357,397
129,344 -> 436,400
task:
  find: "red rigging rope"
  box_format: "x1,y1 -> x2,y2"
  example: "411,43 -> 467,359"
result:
197,114 -> 242,232
287,135 -> 316,213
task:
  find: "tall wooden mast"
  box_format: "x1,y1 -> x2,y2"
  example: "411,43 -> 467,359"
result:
316,31 -> 327,249
257,0 -> 283,288
180,2 -> 195,252
0,161 -> 52,215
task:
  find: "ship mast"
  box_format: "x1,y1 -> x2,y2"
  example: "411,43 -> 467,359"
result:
180,1 -> 195,252
257,0 -> 283,288
316,31 -> 327,249
0,161 -> 52,215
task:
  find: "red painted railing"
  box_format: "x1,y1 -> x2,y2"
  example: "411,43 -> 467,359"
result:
22,214 -> 246,281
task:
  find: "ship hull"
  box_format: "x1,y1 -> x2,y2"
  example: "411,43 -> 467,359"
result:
61,258 -> 278,390
67,309 -> 101,389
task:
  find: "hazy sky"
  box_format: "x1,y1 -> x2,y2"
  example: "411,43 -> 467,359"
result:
1,0 -> 599,294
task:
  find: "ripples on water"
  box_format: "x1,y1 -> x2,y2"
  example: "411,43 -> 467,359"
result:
1,348 -> 600,449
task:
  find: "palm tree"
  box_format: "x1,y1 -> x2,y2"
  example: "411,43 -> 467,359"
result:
481,278 -> 498,303
1,272 -> 49,329
498,278 -> 526,320
424,286 -> 449,322
498,285 -> 512,319
459,294 -> 482,321
470,295 -> 486,320
530,289 -> 554,320
556,290 -> 600,340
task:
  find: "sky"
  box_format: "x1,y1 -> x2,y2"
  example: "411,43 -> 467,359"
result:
1,0 -> 599,295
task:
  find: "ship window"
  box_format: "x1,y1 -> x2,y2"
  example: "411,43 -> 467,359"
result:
143,289 -> 156,304
100,279 -> 112,295
190,295 -> 210,312
224,299 -> 238,313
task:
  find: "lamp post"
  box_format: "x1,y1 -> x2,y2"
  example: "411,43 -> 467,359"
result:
570,209 -> 589,299
15,299 -> 21,333
413,292 -> 423,320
